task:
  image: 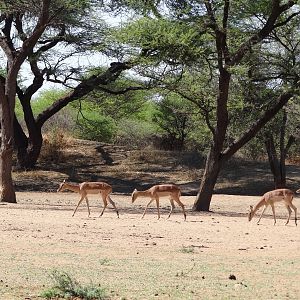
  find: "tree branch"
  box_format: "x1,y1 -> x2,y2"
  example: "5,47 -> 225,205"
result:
222,91 -> 295,160
231,0 -> 296,65
36,61 -> 130,127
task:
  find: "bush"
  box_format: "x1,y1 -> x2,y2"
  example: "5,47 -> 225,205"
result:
40,270 -> 108,300
114,118 -> 158,149
75,114 -> 117,143
40,129 -> 70,163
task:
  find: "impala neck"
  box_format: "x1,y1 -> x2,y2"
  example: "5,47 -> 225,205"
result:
62,183 -> 80,193
135,190 -> 151,198
253,198 -> 266,213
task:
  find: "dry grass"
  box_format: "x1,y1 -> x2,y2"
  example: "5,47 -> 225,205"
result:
0,193 -> 299,299
7,139 -> 300,299
40,129 -> 73,163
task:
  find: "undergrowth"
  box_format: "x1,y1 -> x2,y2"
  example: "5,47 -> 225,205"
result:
40,270 -> 108,300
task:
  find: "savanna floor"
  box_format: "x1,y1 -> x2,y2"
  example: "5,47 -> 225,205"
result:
0,192 -> 299,300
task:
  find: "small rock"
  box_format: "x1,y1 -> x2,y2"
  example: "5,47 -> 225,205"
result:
229,274 -> 236,280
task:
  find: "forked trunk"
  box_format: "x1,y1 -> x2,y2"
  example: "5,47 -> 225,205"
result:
17,141 -> 43,170
14,116 -> 43,170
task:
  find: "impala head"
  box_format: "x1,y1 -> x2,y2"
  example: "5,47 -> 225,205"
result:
57,179 -> 66,192
131,189 -> 138,203
248,205 -> 254,222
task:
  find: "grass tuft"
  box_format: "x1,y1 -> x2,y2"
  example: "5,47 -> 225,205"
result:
180,246 -> 195,254
40,270 -> 108,299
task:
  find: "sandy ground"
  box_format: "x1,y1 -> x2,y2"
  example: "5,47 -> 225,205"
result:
0,192 -> 299,300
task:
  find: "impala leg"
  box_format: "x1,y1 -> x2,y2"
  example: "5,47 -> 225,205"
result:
257,205 -> 267,224
270,203 -> 276,225
99,195 -> 108,217
173,198 -> 186,221
155,197 -> 160,220
142,199 -> 154,219
290,203 -> 297,226
285,205 -> 292,225
72,195 -> 85,217
85,196 -> 91,217
107,195 -> 119,218
167,199 -> 175,219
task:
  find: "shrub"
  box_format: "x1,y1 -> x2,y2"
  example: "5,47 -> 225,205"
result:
40,270 -> 108,300
40,129 -> 70,163
114,118 -> 158,149
75,114 -> 117,142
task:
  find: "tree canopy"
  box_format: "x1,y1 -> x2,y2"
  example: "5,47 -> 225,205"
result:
0,0 -> 299,208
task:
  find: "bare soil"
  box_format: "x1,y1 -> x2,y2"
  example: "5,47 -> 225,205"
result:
0,193 -> 299,300
1,139 -> 299,299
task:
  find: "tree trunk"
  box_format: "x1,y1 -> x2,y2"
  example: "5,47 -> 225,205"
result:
0,144 -> 15,202
265,136 -> 286,189
17,138 -> 43,170
0,82 -> 16,203
264,110 -> 295,190
193,148 -> 223,211
14,116 -> 43,170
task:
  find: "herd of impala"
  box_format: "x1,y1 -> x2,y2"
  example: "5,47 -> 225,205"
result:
57,180 -> 298,226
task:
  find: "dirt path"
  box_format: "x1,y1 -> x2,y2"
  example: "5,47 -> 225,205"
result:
0,192 -> 299,299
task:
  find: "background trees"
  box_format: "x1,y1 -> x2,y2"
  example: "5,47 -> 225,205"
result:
109,0 -> 300,211
1,0 -> 299,208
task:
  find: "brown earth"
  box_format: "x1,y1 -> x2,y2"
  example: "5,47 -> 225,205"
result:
12,139 -> 300,196
0,139 -> 299,299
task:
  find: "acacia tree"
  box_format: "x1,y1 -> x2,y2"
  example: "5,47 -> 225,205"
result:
0,0 -> 132,203
0,0 -> 54,202
4,0 -> 133,170
111,0 -> 300,211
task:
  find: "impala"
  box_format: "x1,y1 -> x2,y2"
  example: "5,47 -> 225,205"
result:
131,184 -> 186,220
248,188 -> 297,226
57,180 -> 119,218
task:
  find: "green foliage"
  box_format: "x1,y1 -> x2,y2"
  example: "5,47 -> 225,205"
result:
33,90 -> 68,115
115,118 -> 158,148
76,110 -> 117,142
153,92 -> 197,150
114,17 -> 207,65
40,270 -> 108,300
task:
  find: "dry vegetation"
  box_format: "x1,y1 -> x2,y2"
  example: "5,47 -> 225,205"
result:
1,138 -> 299,299
0,193 -> 299,300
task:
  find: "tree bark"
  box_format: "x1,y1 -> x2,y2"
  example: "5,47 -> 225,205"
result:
0,80 -> 16,203
193,148 -> 224,211
193,68 -> 231,211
